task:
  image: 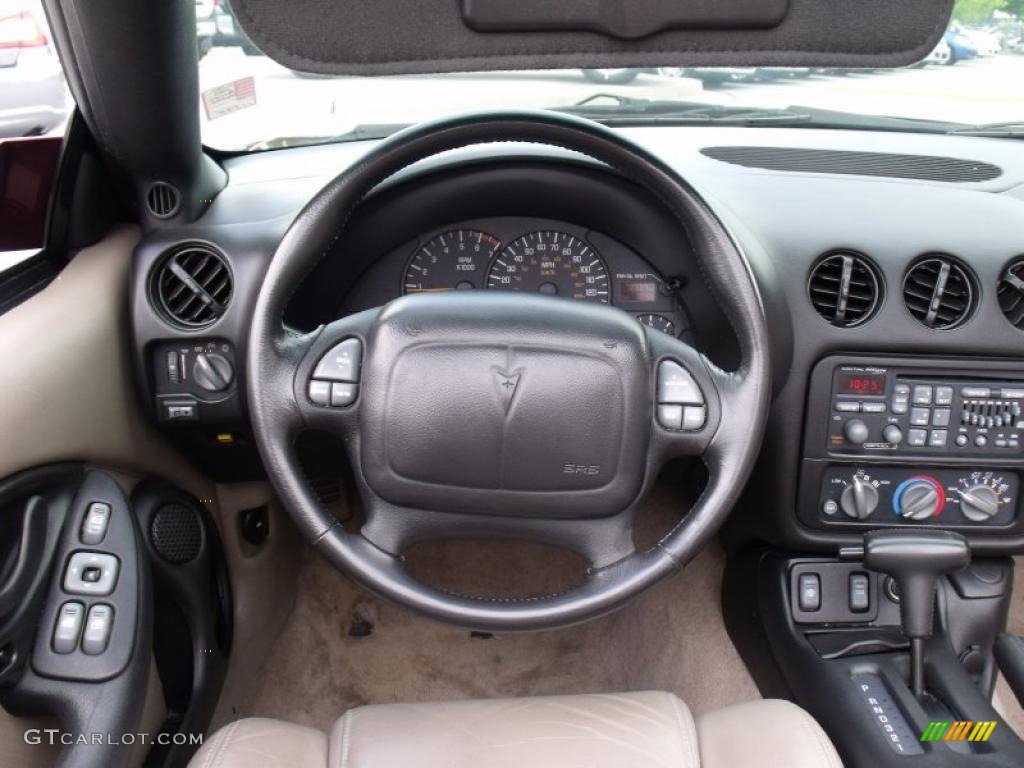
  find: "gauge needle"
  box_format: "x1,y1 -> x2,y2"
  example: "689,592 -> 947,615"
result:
405,287 -> 452,292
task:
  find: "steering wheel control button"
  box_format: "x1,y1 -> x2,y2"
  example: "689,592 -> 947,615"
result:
681,405 -> 706,431
657,404 -> 683,430
657,361 -> 704,406
308,380 -> 331,406
81,604 -> 114,655
52,602 -> 85,654
63,552 -> 120,596
314,338 -> 362,382
330,382 -> 358,407
81,502 -> 111,545
797,573 -> 821,612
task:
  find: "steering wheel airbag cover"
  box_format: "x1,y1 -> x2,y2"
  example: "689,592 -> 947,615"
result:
361,292 -> 650,518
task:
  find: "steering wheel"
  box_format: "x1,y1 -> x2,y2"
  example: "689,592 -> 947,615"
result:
247,111 -> 770,631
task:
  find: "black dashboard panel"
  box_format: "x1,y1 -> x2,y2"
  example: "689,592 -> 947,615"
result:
127,124 -> 1024,553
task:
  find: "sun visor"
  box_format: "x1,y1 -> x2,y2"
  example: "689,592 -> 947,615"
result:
230,0 -> 954,75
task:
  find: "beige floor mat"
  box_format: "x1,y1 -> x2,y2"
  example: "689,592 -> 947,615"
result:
235,486 -> 759,730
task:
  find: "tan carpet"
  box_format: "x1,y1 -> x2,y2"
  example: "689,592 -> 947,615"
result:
235,485 -> 759,730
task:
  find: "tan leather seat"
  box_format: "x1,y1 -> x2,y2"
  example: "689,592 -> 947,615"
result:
189,692 -> 842,768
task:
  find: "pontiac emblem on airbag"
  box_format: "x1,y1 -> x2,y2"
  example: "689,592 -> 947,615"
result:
493,367 -> 523,414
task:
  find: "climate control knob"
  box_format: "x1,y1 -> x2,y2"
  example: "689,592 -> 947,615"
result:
958,484 -> 1000,522
893,477 -> 944,520
840,476 -> 879,519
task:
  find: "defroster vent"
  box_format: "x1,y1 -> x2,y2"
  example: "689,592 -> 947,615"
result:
807,252 -> 881,327
152,244 -> 232,328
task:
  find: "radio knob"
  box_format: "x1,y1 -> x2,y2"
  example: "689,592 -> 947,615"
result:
843,418 -> 870,445
882,424 -> 903,444
895,478 -> 943,520
840,476 -> 879,519
958,484 -> 1000,522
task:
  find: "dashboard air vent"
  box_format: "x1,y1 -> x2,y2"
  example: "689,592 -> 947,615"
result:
153,244 -> 232,328
997,258 -> 1024,332
903,256 -> 974,330
146,182 -> 181,218
700,147 -> 1002,183
807,252 -> 881,327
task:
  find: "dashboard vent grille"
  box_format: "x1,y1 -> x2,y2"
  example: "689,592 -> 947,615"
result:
153,244 -> 232,328
997,258 -> 1024,332
146,182 -> 181,218
903,257 -> 974,330
807,252 -> 881,327
700,147 -> 1002,183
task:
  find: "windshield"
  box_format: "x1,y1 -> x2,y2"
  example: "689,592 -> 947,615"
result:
196,0 -> 1024,151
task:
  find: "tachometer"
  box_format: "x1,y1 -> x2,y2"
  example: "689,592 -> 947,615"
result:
486,231 -> 610,303
403,229 -> 501,294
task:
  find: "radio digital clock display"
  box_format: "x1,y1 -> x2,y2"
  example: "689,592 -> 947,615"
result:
837,372 -> 887,396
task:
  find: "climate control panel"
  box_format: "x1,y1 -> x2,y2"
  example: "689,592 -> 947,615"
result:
818,466 -> 1018,527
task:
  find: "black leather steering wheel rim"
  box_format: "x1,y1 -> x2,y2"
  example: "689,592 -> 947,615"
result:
247,110 -> 770,631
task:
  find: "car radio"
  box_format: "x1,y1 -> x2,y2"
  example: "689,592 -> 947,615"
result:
826,364 -> 1024,457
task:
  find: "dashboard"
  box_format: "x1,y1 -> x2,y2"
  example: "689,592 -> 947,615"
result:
343,216 -> 691,341
128,123 -> 1024,555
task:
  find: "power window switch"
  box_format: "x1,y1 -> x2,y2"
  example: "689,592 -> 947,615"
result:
849,573 -> 870,613
798,574 -> 821,612
81,502 -> 111,545
81,604 -> 114,655
52,602 -> 85,654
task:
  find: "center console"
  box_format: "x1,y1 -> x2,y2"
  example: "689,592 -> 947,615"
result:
799,356 -> 1024,537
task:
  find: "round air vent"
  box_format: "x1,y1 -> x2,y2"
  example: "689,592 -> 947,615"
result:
152,244 -> 232,328
146,182 -> 181,219
997,258 -> 1024,332
903,256 -> 975,330
807,251 -> 882,327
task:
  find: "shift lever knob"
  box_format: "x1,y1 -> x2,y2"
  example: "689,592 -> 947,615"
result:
862,529 -> 970,640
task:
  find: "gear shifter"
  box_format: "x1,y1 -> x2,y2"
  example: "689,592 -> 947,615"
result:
842,530 -> 970,697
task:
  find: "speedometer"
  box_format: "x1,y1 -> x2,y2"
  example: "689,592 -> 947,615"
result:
403,229 -> 501,294
485,231 -> 610,303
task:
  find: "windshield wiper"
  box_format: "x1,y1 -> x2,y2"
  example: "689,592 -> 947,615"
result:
947,121 -> 1024,139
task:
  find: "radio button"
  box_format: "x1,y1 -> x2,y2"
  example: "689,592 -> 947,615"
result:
891,396 -> 909,414
932,408 -> 951,427
910,407 -> 930,426
882,425 -> 903,444
907,429 -> 927,447
843,419 -> 870,445
934,386 -> 954,406
955,434 -> 969,447
975,435 -> 988,447
961,386 -> 991,398
912,385 -> 933,405
862,402 -> 886,414
929,430 -> 948,447
894,383 -> 911,395
1002,388 -> 1024,399
835,400 -> 861,413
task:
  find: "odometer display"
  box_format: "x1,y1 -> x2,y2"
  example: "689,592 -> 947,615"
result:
486,231 -> 610,303
403,229 -> 501,294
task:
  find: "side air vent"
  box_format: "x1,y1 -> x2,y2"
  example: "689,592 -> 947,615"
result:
997,258 -> 1024,332
807,252 -> 881,327
152,244 -> 232,328
903,256 -> 975,330
146,182 -> 182,218
700,147 -> 1002,183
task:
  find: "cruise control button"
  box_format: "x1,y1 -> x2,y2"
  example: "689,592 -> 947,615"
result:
313,338 -> 362,382
657,404 -> 683,430
81,605 -> 114,655
52,602 -> 85,654
330,382 -> 357,407
308,380 -> 331,406
657,361 -> 703,405
81,502 -> 111,545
